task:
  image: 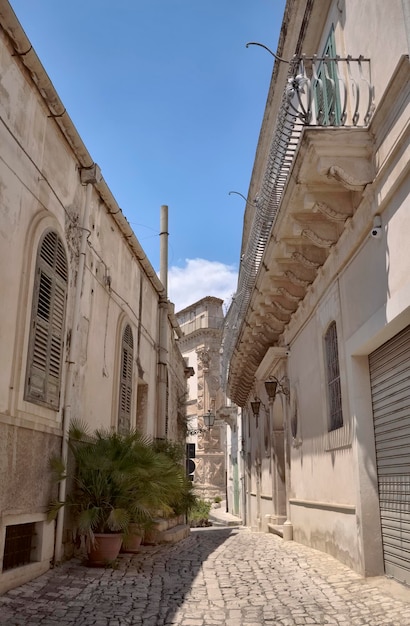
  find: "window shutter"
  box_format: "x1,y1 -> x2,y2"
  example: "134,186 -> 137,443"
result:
325,321 -> 343,431
314,27 -> 341,126
118,324 -> 134,434
25,231 -> 67,409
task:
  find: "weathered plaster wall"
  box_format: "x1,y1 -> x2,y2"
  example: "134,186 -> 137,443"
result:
0,423 -> 60,513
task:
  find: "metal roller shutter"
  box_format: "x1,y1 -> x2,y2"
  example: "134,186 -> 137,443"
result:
369,324 -> 410,584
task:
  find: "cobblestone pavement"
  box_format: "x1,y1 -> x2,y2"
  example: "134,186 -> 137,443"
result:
1,527 -> 410,626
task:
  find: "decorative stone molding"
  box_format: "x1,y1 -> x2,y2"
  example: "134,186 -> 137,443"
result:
302,228 -> 335,248
197,348 -> 210,372
313,201 -> 352,222
326,165 -> 371,191
208,375 -> 220,393
291,251 -> 321,269
274,301 -> 295,315
276,287 -> 302,302
284,270 -> 311,287
218,406 -> 238,429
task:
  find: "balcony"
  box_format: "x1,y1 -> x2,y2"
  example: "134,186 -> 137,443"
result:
222,55 -> 375,406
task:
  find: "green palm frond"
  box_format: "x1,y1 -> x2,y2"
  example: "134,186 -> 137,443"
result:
106,508 -> 130,532
77,507 -> 102,533
69,418 -> 92,442
49,424 -> 195,537
46,498 -> 65,521
49,455 -> 67,482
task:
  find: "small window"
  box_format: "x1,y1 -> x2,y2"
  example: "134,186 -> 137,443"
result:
325,321 -> 343,431
118,324 -> 134,434
25,231 -> 68,409
3,523 -> 36,571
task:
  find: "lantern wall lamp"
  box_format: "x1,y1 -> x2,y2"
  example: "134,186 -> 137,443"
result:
264,377 -> 290,402
250,399 -> 261,418
187,410 -> 215,436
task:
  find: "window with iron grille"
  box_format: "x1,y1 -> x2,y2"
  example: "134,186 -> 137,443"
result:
325,321 -> 343,431
314,26 -> 341,126
24,231 -> 68,409
2,523 -> 36,571
118,324 -> 134,434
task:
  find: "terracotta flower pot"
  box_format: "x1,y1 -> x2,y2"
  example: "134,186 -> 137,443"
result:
87,533 -> 123,566
121,526 -> 143,553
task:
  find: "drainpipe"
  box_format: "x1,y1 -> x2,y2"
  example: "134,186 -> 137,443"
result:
157,205 -> 169,439
54,167 -> 99,563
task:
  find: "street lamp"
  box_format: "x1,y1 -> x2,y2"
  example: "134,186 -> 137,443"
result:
250,399 -> 261,428
264,377 -> 290,402
203,410 -> 215,429
264,380 -> 278,401
250,400 -> 261,418
187,410 -> 215,436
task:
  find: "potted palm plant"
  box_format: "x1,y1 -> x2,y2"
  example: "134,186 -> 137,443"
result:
48,423 -> 194,565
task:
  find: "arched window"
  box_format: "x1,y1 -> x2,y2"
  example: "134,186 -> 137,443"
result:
25,231 -> 68,409
324,321 -> 343,431
118,324 -> 134,434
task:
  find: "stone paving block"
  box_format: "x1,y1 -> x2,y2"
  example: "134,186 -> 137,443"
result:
1,529 -> 410,625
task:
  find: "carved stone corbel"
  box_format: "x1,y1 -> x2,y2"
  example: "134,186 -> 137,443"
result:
291,251 -> 321,269
313,201 -> 352,222
302,228 -> 335,248
327,165 -> 371,191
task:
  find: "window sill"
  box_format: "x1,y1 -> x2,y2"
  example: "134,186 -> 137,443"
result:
325,421 -> 353,451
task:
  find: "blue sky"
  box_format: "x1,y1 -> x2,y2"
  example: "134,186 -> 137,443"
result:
10,0 -> 286,310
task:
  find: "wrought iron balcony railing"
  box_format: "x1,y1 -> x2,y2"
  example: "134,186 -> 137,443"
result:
287,55 -> 374,127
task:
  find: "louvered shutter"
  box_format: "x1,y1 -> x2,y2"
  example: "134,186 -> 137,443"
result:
25,231 -> 67,408
118,324 -> 134,434
314,27 -> 341,126
369,325 -> 410,585
325,321 -> 343,431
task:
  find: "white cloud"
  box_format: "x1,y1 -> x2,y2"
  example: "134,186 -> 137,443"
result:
168,258 -> 238,313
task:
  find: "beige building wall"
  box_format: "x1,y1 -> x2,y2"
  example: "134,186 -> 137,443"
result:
225,0 -> 409,583
0,2 -> 186,592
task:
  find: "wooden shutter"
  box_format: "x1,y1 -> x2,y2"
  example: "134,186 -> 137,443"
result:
25,231 -> 68,408
325,321 -> 343,431
118,324 -> 134,434
314,27 -> 341,126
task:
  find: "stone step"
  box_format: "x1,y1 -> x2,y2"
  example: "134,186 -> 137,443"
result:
144,523 -> 190,545
161,523 -> 191,544
208,508 -> 242,527
267,523 -> 284,538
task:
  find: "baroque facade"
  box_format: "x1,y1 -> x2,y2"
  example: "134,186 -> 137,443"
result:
0,1 -> 187,593
223,0 -> 410,585
176,298 -> 227,501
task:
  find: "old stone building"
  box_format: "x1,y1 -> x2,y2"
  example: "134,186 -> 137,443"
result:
0,1 -> 187,592
176,298 -> 226,501
223,0 -> 410,585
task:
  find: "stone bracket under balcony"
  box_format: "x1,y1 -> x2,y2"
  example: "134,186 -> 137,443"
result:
218,406 -> 239,429
228,126 -> 374,406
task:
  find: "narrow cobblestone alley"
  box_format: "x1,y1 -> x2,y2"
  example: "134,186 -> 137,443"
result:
1,528 -> 409,626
